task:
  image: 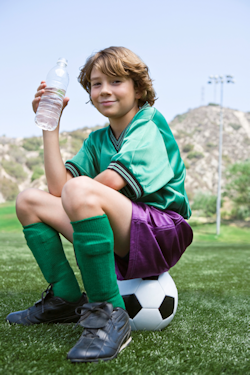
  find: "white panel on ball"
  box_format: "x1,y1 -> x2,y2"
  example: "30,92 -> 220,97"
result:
117,278 -> 141,295
129,319 -> 137,331
136,280 -> 165,308
133,309 -> 163,331
158,273 -> 177,297
155,315 -> 175,331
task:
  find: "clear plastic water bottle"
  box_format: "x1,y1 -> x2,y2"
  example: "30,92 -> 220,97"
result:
35,58 -> 69,131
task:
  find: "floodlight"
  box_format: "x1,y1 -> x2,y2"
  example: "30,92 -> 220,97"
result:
206,73 -> 235,236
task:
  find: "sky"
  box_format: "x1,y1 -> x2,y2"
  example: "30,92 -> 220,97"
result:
0,0 -> 249,138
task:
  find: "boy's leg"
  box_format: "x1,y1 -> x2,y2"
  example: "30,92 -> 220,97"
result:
23,222 -> 82,302
61,176 -> 133,362
16,188 -> 74,242
62,176 -> 133,307
6,189 -> 87,325
61,176 -> 132,257
16,184 -> 132,258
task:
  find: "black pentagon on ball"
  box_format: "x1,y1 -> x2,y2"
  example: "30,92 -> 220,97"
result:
142,275 -> 159,280
159,296 -> 175,319
122,294 -> 142,319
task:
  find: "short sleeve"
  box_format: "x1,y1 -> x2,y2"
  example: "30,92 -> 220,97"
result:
65,134 -> 99,178
107,119 -> 174,200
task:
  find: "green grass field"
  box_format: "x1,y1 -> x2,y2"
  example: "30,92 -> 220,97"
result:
0,201 -> 22,232
0,202 -> 249,374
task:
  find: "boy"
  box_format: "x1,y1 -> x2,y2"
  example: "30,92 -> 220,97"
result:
6,47 -> 193,362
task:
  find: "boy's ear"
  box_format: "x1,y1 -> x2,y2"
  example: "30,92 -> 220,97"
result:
135,90 -> 142,99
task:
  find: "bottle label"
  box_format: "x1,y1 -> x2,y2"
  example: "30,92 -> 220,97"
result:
57,89 -> 66,97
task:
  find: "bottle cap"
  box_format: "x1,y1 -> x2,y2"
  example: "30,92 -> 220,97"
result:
57,57 -> 68,66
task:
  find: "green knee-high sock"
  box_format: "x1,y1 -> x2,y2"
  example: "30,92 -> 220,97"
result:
23,222 -> 82,302
72,215 -> 125,310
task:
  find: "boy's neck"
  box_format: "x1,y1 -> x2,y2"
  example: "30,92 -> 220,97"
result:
109,106 -> 139,140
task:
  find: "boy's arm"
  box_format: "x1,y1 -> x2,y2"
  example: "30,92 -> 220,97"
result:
94,169 -> 127,191
43,127 -> 73,196
33,81 -> 72,197
43,130 -> 125,194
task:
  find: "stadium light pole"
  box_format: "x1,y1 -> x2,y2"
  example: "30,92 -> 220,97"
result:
208,75 -> 235,235
208,75 -> 219,103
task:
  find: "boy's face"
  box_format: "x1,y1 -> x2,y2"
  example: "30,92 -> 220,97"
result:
90,67 -> 141,122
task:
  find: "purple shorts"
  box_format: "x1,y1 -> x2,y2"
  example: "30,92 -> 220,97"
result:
115,202 -> 193,281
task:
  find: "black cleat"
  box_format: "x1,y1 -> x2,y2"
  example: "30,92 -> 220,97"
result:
6,285 -> 88,325
67,302 -> 131,363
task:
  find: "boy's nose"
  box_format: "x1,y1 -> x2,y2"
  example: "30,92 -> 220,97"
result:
100,83 -> 112,96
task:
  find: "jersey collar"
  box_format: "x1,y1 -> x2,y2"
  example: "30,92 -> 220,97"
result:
108,102 -> 150,152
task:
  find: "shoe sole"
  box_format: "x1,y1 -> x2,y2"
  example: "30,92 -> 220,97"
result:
6,314 -> 81,326
68,333 -> 132,363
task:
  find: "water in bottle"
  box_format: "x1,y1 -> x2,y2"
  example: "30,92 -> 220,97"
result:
35,58 -> 69,131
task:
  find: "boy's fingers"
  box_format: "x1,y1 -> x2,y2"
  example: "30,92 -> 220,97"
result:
37,82 -> 46,91
34,89 -> 45,98
32,97 -> 41,106
32,97 -> 41,113
63,97 -> 70,108
32,82 -> 46,114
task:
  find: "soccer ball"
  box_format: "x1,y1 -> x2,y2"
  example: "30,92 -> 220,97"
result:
117,272 -> 178,331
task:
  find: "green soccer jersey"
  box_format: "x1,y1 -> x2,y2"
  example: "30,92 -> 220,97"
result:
65,104 -> 191,219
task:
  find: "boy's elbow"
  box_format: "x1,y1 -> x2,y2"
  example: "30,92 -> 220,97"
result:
48,183 -> 64,197
95,169 -> 127,191
107,170 -> 127,191
48,188 -> 62,197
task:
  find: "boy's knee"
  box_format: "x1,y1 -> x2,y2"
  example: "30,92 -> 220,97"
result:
16,189 -> 41,217
62,177 -> 93,199
62,177 -> 97,213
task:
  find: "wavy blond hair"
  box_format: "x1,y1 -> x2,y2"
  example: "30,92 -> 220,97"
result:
78,46 -> 156,107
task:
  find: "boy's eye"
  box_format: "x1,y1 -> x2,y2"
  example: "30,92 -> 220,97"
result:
92,82 -> 101,86
113,80 -> 121,84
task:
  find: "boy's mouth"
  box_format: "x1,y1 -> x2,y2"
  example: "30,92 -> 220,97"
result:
100,100 -> 116,104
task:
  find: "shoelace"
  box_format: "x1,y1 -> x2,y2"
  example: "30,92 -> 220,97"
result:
39,284 -> 53,313
74,302 -> 113,337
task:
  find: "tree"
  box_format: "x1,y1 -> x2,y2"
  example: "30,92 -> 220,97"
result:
192,192 -> 218,217
224,160 -> 250,219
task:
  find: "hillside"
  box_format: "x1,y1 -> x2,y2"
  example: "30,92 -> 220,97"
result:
170,105 -> 250,199
0,105 -> 249,204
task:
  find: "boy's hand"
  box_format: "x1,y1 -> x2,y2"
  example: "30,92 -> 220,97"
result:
32,81 -> 70,114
